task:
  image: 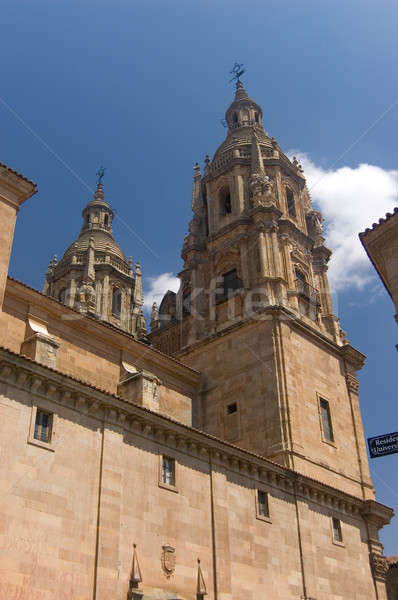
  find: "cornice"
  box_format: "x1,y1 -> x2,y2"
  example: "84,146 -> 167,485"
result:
0,346 -> 389,520
175,303 -> 362,369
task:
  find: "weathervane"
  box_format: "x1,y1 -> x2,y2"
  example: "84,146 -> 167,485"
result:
96,166 -> 106,185
229,62 -> 245,83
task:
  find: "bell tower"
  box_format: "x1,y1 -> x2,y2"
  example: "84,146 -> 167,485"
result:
149,81 -> 374,500
43,182 -> 147,340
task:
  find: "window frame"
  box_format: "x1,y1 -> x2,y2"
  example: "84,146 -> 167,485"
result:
111,287 -> 122,318
286,186 -> 296,218
158,453 -> 178,493
219,186 -> 232,216
28,405 -> 56,451
330,516 -> 344,546
255,489 -> 271,523
222,268 -> 239,297
318,396 -> 335,445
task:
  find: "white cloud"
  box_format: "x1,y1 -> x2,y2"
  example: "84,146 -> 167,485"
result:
292,153 -> 398,291
143,272 -> 180,311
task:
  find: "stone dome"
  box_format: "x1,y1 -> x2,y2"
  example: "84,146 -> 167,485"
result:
213,126 -> 273,162
58,183 -> 127,265
61,228 -> 127,263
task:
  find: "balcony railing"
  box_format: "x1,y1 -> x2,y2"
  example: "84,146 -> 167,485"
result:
295,278 -> 320,305
212,278 -> 243,305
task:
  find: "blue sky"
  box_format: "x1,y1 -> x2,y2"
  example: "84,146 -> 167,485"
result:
2,0 -> 398,554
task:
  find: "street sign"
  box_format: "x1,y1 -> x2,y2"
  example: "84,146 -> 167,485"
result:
368,431 -> 398,458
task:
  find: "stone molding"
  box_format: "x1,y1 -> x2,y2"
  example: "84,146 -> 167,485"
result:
0,346 -> 391,525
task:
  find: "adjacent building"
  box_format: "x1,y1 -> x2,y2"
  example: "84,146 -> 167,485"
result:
360,208 -> 398,332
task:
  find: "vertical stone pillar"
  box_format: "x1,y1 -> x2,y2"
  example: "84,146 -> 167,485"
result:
257,226 -> 269,279
239,235 -> 250,288
235,173 -> 245,213
313,262 -> 333,315
0,165 -> 37,312
69,276 -> 77,309
341,346 -> 375,500
280,235 -> 294,288
209,455 -> 232,600
280,234 -> 298,311
94,425 -> 123,599
270,223 -> 281,279
102,274 -> 110,320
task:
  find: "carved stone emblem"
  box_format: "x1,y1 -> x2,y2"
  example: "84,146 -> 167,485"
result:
161,544 -> 176,578
370,552 -> 388,581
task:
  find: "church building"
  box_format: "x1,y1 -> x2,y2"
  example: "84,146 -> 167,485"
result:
0,81 -> 393,600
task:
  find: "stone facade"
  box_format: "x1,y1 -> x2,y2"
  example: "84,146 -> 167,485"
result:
360,208 -> 398,331
0,83 -> 394,600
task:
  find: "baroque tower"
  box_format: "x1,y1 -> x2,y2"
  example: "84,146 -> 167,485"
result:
43,182 -> 147,340
150,81 -> 374,500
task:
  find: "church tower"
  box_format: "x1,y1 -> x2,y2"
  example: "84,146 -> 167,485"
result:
150,81 -> 374,501
43,182 -> 147,340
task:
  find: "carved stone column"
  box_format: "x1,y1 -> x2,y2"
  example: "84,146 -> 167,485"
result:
102,274 -> 110,320
270,223 -> 281,279
257,225 -> 269,280
239,235 -> 250,289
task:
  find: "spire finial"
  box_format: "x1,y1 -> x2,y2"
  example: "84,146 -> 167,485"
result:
96,166 -> 106,186
229,62 -> 245,83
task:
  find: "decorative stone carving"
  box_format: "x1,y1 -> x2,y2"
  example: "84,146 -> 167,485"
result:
370,552 -> 388,581
150,302 -> 159,331
196,559 -> 207,598
188,210 -> 207,246
214,245 -> 239,266
76,279 -> 96,313
346,373 -> 359,394
306,209 -> 324,239
249,172 -> 271,198
161,544 -> 176,579
127,543 -> 143,600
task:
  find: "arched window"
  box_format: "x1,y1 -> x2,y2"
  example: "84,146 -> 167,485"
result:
219,187 -> 232,216
255,112 -> 259,123
286,187 -> 296,218
233,113 -> 238,124
59,288 -> 67,304
104,214 -> 109,226
112,288 -> 122,318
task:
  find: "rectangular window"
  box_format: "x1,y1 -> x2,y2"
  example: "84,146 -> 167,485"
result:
28,406 -> 56,451
223,269 -> 239,297
162,456 -> 175,487
320,398 -> 334,443
257,491 -> 269,517
34,410 -> 52,443
256,489 -> 271,522
332,517 -> 343,543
